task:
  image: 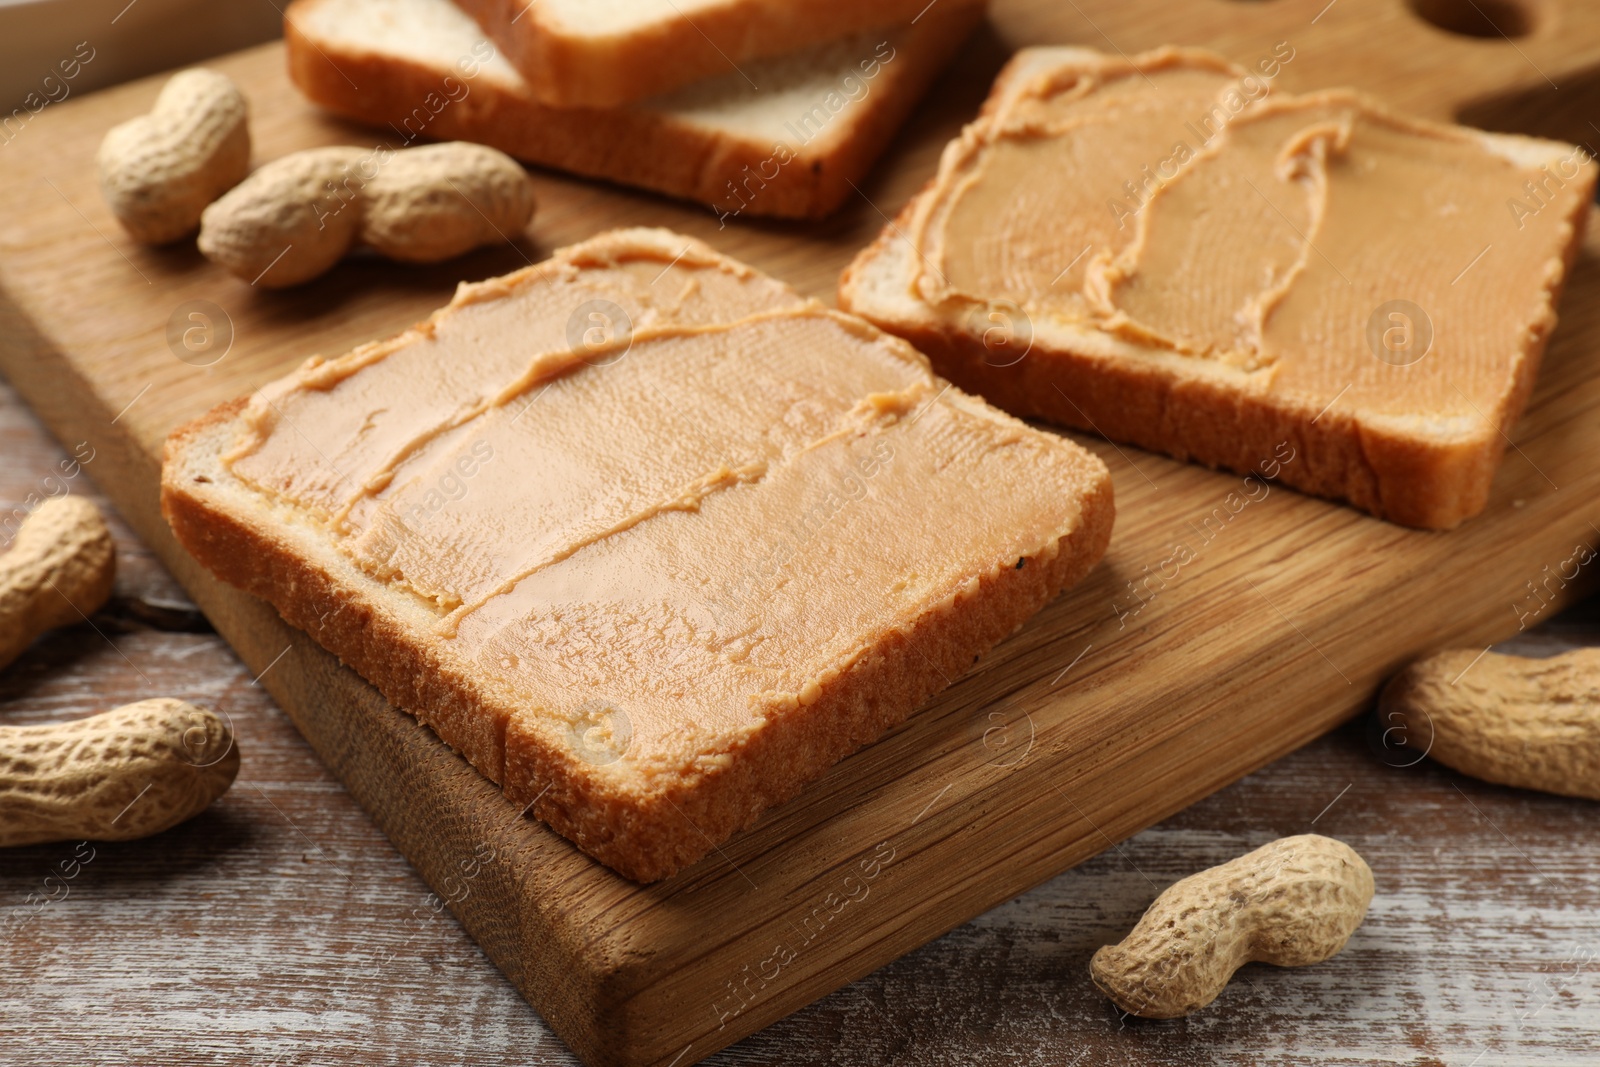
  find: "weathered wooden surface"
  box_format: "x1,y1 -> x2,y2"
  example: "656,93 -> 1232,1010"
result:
3,378 -> 1597,1065
4,0 -> 1600,1063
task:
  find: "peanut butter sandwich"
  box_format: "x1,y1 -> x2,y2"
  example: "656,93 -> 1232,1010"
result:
840,46 -> 1596,528
162,228 -> 1114,881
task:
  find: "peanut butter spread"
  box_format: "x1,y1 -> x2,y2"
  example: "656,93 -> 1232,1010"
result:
910,48 -> 1594,431
221,232 -> 1103,775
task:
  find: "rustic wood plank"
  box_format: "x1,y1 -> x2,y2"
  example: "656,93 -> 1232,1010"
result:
3,1 -> 1600,1063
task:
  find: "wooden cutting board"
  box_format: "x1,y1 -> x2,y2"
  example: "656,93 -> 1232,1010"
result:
3,1 -> 1599,1064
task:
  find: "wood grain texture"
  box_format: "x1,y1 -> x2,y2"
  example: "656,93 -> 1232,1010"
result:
2,1 -> 1600,1064
4,376 -> 1598,1066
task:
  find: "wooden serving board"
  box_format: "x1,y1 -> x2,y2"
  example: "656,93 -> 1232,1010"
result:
3,2 -> 1600,1064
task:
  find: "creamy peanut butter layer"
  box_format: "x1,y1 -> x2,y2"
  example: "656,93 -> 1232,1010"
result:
906,47 -> 1594,433
216,231 -> 1111,796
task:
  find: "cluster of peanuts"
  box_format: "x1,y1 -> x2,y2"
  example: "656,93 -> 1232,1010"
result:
0,497 -> 238,845
96,68 -> 535,287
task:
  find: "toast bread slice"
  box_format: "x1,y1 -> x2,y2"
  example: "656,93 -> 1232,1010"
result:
452,0 -> 959,109
161,228 -> 1114,882
284,0 -> 982,220
838,47 -> 1596,529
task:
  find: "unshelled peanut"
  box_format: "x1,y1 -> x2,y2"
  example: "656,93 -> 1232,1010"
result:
1090,834 -> 1374,1018
97,68 -> 250,244
1381,646 -> 1600,800
0,496 -> 115,673
198,141 -> 535,287
0,699 -> 239,846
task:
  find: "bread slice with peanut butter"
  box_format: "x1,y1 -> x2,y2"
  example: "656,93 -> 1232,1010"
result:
838,46 -> 1596,529
160,228 -> 1114,882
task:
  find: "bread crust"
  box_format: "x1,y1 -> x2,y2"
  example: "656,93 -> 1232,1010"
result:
284,0 -> 982,220
838,49 -> 1597,530
453,0 -> 964,109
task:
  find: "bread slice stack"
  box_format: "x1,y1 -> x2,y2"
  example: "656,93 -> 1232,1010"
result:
840,46 -> 1596,528
161,228 -> 1114,882
285,0 -> 984,218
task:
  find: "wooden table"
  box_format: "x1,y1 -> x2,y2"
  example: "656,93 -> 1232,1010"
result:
4,371 -> 1597,1064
